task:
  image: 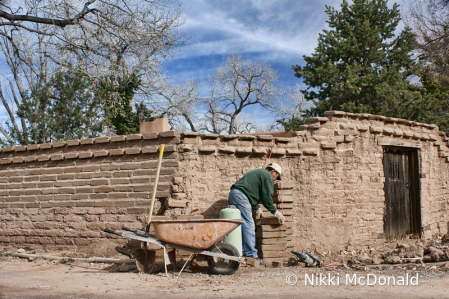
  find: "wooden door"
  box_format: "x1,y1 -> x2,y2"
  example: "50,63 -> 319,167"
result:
383,147 -> 421,239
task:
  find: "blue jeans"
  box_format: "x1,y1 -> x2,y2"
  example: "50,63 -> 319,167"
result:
228,188 -> 258,258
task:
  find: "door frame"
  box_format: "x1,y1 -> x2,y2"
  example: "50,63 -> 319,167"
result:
382,146 -> 422,239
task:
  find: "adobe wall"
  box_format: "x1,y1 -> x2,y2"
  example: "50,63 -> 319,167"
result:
172,111 -> 449,252
0,132 -> 181,254
0,111 -> 448,255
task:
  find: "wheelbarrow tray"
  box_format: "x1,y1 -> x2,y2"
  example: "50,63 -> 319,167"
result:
151,219 -> 243,250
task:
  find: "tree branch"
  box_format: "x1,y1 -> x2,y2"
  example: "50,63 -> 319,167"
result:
0,1 -> 99,28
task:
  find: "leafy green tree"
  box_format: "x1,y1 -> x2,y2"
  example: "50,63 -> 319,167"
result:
417,69 -> 449,132
17,69 -> 106,144
293,0 -> 420,118
96,73 -> 154,135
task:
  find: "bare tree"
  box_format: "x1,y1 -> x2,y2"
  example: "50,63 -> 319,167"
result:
205,55 -> 282,134
0,0 -> 184,145
272,84 -> 309,129
405,0 -> 449,87
151,79 -> 202,132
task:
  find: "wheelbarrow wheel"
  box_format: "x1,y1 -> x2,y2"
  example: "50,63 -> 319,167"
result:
207,242 -> 240,275
135,248 -> 156,273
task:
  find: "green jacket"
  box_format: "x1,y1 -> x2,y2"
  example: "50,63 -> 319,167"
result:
231,168 -> 277,214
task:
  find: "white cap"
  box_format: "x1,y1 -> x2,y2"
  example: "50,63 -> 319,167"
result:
267,162 -> 282,180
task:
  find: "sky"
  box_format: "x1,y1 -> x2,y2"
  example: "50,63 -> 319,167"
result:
163,0 -> 339,89
161,0 -> 411,128
0,0 -> 413,134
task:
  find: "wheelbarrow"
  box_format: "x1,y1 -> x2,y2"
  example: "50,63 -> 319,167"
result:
103,219 -> 245,275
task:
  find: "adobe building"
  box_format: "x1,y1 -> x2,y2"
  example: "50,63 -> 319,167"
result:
0,111 -> 448,262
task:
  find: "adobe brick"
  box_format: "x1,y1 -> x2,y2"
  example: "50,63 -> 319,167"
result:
46,168 -> 64,175
1,146 -> 14,153
113,171 -> 132,178
67,139 -> 80,146
8,176 -> 24,183
256,244 -> 287,251
118,163 -> 141,171
94,150 -> 109,157
91,201 -> 114,208
55,201 -> 76,208
100,165 -> 120,171
80,138 -> 95,145
256,230 -> 287,238
9,190 -> 25,196
85,215 -> 99,222
160,136 -> 181,145
24,156 -> 37,163
110,149 -> 125,156
142,133 -> 158,140
111,135 -> 126,142
79,152 -> 93,159
40,175 -> 57,181
25,189 -> 41,196
110,178 -> 129,185
142,146 -> 158,154
64,153 -> 79,159
42,188 -> 58,195
125,148 -> 141,155
12,157 -> 24,164
90,179 -> 109,186
0,158 -> 12,165
257,251 -> 287,259
80,165 -> 100,172
129,177 -> 148,184
75,187 -> 94,194
75,200 -> 96,207
113,186 -> 133,192
40,143 -> 53,150
108,192 -> 129,199
126,134 -> 142,141
53,194 -> 72,201
37,155 -> 50,162
75,173 -> 95,180
53,141 -> 66,148
57,174 -> 75,180
93,186 -> 113,193
58,187 -> 76,194
257,224 -> 288,232
163,145 -> 176,152
127,207 -> 147,214
55,181 -> 72,187
9,203 -> 25,208
27,144 -> 40,151
95,137 -> 110,144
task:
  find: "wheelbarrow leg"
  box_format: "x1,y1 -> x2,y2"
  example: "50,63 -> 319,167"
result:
177,253 -> 196,281
168,249 -> 176,271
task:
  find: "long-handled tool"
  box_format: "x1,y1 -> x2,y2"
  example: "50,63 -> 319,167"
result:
145,144 -> 165,232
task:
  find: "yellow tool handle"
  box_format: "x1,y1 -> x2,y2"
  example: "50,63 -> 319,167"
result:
146,144 -> 165,230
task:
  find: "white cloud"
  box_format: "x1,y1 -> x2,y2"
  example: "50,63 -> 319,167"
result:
177,0 -> 335,62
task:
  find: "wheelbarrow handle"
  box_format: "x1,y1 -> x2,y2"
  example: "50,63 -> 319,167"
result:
103,228 -> 123,237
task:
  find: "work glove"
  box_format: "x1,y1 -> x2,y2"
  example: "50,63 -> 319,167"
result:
274,210 -> 285,224
255,208 -> 263,219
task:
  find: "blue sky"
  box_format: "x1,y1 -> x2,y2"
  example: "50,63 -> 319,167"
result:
0,0 -> 412,133
161,0 -> 410,128
163,0 -> 338,88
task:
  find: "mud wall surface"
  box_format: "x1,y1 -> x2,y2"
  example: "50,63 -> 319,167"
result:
0,132 -> 181,253
1,111 -> 448,254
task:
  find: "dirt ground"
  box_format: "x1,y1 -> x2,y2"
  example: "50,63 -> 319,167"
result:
1,254 -> 449,299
